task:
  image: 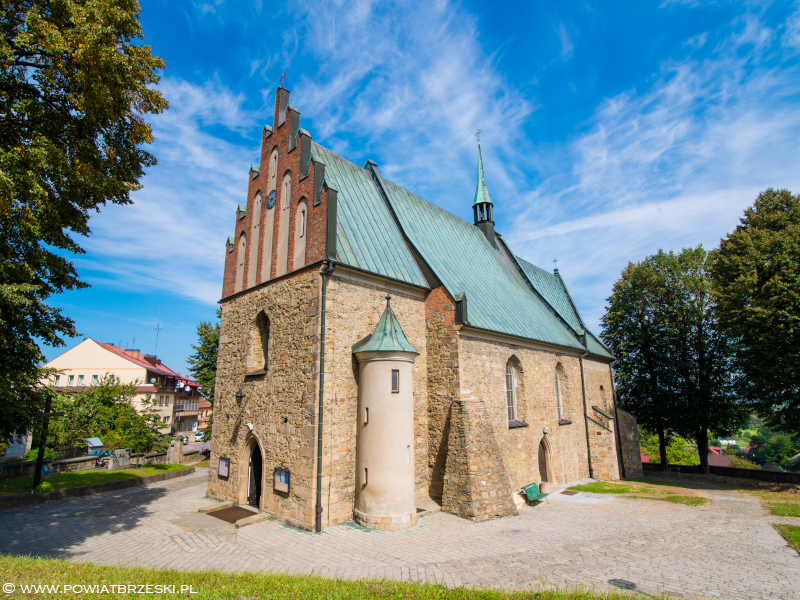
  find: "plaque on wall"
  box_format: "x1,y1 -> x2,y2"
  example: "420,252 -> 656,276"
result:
218,456 -> 231,478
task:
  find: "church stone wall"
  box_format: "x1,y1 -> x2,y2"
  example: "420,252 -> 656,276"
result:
617,408 -> 643,479
456,334 -> 604,490
322,272 -> 429,523
424,286 -> 460,498
208,268 -> 321,530
582,359 -> 621,480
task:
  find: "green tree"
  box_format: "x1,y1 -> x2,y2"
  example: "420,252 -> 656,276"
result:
187,310 -> 219,434
0,0 -> 168,441
603,248 -> 748,473
602,252 -> 681,469
711,189 -> 800,433
665,247 -> 749,474
49,375 -> 165,454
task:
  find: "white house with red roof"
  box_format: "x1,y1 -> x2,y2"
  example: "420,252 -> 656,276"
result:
45,338 -> 202,436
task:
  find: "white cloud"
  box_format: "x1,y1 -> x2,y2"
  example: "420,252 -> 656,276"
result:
507,11 -> 800,332
558,23 -> 574,60
81,77 -> 261,305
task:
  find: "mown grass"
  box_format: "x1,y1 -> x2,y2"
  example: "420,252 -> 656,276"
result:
627,495 -> 710,507
0,555 -> 645,599
775,524 -> 800,553
567,482 -> 634,494
0,464 -> 190,497
623,478 -> 695,489
768,503 -> 800,517
196,459 -> 210,468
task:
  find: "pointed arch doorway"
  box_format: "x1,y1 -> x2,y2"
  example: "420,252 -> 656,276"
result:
239,437 -> 263,510
538,438 -> 552,484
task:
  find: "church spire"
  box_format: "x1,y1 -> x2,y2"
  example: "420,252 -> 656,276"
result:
472,143 -> 496,245
473,143 -> 493,208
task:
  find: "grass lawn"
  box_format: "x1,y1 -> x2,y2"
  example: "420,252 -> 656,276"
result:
0,464 -> 190,497
0,555 -> 638,600
768,503 -> 800,517
628,495 -> 710,507
775,524 -> 800,553
623,478 -> 695,489
196,459 -> 210,468
568,482 -> 634,494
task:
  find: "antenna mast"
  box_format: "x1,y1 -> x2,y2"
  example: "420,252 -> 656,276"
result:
154,305 -> 163,356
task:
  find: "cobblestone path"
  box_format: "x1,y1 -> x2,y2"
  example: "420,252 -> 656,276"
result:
1,469 -> 798,599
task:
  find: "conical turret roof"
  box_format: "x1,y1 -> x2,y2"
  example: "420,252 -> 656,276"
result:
352,296 -> 420,355
472,144 -> 493,207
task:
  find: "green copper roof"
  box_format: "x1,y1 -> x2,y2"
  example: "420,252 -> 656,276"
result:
352,299 -> 420,354
383,181 -> 584,350
311,142 -> 428,288
472,144 -> 493,207
515,257 -> 613,359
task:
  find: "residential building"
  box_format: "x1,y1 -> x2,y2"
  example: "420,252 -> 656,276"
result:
198,399 -> 213,431
45,339 -> 202,435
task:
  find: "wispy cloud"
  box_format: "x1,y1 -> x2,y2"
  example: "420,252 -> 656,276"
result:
81,77 -> 261,304
508,10 -> 800,330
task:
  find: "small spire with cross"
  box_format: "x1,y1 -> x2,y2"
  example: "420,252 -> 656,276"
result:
475,129 -> 481,144
553,258 -> 559,273
280,70 -> 287,85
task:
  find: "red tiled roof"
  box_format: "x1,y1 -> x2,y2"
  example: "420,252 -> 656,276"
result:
94,340 -> 199,386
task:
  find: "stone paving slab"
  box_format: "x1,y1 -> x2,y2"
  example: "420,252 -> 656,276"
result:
0,469 -> 798,599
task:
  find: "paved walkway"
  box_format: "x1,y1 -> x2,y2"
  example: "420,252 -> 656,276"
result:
1,469 -> 798,599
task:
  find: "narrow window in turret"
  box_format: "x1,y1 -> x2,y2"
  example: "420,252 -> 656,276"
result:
391,369 -> 399,393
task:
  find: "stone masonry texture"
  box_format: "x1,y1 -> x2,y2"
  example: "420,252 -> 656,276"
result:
441,398 -> 518,520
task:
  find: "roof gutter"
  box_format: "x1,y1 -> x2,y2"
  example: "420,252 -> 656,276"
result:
315,261 -> 334,533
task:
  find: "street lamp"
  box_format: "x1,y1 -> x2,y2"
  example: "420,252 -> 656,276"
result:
235,389 -> 245,406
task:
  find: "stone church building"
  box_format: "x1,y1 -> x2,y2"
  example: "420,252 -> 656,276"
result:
207,86 -> 642,532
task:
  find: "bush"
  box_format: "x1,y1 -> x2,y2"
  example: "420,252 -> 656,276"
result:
25,448 -> 55,461
34,482 -> 54,495
729,456 -> 759,469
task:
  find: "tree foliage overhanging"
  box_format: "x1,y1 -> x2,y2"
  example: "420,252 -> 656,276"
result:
711,188 -> 800,434
0,0 -> 167,440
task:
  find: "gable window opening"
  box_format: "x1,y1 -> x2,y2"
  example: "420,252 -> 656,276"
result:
391,369 -> 399,393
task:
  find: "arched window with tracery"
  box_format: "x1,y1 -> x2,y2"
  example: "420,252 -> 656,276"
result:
235,232 -> 246,292
505,362 -> 516,422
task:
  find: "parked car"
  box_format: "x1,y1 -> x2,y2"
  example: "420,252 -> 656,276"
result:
194,431 -> 205,442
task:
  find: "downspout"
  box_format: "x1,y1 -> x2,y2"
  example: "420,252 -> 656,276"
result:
579,347 -> 594,479
315,261 -> 334,533
608,361 -> 626,479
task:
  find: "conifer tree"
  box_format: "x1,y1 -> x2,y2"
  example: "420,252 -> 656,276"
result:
187,311 -> 220,433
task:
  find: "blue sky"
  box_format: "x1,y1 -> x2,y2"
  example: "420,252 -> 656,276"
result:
45,0 -> 800,375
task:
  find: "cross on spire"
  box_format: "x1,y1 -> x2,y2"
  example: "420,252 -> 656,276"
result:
280,71 -> 287,85
475,129 -> 481,143
553,258 -> 559,273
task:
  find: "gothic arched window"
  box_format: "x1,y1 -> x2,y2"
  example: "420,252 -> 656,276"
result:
235,232 -> 246,292
294,198 -> 308,269
505,362 -> 516,422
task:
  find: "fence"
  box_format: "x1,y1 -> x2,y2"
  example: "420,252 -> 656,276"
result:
643,462 -> 800,484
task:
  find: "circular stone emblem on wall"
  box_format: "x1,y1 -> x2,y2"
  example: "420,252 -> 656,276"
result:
266,189 -> 277,209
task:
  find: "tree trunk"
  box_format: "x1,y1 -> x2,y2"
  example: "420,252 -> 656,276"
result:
657,418 -> 669,471
697,428 -> 710,475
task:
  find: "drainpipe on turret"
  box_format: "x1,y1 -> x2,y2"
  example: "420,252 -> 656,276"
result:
579,338 -> 594,479
315,261 -> 334,533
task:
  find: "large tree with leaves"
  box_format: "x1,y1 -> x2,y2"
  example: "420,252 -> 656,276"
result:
602,252 -> 680,469
0,0 -> 167,440
187,311 -> 219,432
711,189 -> 800,434
603,248 -> 748,473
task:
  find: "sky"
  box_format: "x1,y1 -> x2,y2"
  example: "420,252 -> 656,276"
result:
44,0 -> 800,375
